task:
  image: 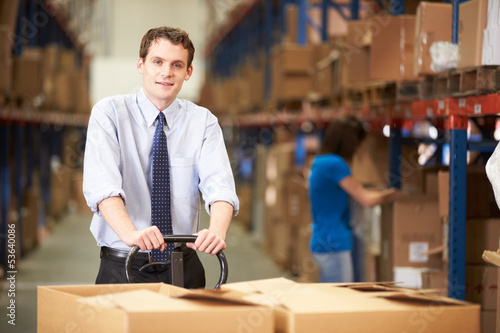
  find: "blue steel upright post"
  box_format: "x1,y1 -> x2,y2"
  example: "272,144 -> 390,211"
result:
448,113 -> 467,300
298,0 -> 308,45
264,0 -> 273,102
388,119 -> 402,189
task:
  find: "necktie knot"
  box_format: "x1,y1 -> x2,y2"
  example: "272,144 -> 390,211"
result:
157,111 -> 165,127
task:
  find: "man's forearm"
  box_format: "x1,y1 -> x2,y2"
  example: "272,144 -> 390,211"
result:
98,196 -> 137,243
208,201 -> 233,240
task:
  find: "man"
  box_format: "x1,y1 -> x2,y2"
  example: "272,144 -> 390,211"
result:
83,26 -> 239,288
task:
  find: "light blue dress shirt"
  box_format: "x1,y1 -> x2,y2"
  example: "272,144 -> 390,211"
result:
83,88 -> 239,250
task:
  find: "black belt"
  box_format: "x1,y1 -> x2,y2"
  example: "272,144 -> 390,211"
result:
101,246 -> 151,261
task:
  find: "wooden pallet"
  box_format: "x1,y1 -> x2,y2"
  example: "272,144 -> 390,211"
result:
449,65 -> 500,97
383,80 -> 422,102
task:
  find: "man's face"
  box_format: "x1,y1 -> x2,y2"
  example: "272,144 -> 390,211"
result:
137,38 -> 193,110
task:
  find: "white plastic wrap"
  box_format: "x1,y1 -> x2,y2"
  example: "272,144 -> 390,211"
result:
429,41 -> 458,72
485,141 -> 500,209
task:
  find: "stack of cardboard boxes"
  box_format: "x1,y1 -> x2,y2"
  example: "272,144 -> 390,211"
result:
0,0 -> 18,94
38,277 -> 482,332
0,0 -> 93,261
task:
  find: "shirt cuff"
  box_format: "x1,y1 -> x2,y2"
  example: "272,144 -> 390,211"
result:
206,194 -> 240,217
88,191 -> 127,216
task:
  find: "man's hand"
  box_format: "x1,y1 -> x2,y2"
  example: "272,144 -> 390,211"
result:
187,228 -> 226,255
122,226 -> 167,251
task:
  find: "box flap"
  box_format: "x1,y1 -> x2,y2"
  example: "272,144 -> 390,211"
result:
175,288 -> 256,306
378,292 -> 474,306
80,289 -> 181,312
222,277 -> 298,294
332,281 -> 403,292
80,288 -> 255,313
483,249 -> 500,267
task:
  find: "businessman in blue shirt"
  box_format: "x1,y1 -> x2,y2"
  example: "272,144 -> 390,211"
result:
83,26 -> 239,287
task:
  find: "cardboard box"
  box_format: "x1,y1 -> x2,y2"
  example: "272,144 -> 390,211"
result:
344,18 -> 373,84
21,185 -> 40,255
38,283 -> 274,333
285,171 -> 311,227
481,310 -> 497,333
421,269 -> 448,295
282,4 -> 298,44
289,224 -> 318,282
264,143 -> 294,254
467,219 -> 500,264
307,6 -> 348,44
458,0 -> 488,68
0,0 -> 20,30
466,264 -> 498,310
223,278 -> 481,333
370,15 -> 417,81
438,168 -> 500,218
12,48 -> 44,99
271,44 -> 314,101
0,56 -> 12,92
0,24 -> 15,60
414,2 -> 453,75
271,73 -> 313,101
272,44 -> 313,74
482,250 -> 500,333
392,195 -> 444,269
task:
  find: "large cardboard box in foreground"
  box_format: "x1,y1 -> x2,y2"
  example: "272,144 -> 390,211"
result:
223,278 -> 481,333
482,250 -> 500,333
38,283 -> 273,333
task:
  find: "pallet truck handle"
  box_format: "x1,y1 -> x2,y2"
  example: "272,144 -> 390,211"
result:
125,235 -> 228,289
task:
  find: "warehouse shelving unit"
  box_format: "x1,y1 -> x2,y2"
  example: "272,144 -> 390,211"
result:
205,0 -> 500,301
0,0 -> 92,270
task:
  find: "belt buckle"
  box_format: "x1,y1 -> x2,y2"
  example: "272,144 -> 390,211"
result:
148,251 -> 153,263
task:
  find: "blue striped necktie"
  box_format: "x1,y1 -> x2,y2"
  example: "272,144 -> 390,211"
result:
151,111 -> 174,262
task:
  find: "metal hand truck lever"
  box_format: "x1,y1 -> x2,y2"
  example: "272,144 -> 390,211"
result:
125,235 -> 228,289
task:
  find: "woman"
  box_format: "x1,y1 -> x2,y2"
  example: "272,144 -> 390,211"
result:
308,116 -> 401,283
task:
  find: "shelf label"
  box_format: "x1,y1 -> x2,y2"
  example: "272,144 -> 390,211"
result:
409,242 -> 429,263
438,100 -> 444,110
405,108 -> 411,118
474,104 -> 481,114
426,107 -> 433,117
459,98 -> 466,108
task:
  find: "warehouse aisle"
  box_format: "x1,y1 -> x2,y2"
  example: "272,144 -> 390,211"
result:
0,208 -> 285,332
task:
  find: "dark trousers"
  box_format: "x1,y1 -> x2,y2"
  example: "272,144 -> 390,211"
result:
96,245 -> 206,288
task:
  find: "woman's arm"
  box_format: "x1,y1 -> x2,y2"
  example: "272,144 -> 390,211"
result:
339,175 -> 402,207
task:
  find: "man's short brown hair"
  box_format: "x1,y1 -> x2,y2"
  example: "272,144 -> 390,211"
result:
139,26 -> 195,67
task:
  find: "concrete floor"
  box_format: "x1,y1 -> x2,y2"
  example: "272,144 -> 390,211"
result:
0,208 -> 285,332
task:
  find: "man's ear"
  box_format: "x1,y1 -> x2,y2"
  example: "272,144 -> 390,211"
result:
137,58 -> 144,74
185,65 -> 193,81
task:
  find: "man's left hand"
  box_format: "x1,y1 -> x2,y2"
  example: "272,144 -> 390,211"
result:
187,228 -> 226,255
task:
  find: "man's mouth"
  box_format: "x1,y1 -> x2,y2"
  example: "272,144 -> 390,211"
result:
157,82 -> 173,87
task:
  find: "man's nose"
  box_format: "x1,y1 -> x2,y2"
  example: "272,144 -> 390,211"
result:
160,64 -> 172,77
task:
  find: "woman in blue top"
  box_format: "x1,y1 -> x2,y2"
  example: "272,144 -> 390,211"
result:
308,116 -> 401,282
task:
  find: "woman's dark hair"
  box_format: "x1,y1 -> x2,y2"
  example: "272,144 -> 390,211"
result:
319,115 -> 366,161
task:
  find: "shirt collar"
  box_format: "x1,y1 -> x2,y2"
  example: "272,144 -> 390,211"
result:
137,88 -> 179,129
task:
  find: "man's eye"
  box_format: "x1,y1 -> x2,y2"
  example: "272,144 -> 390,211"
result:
173,63 -> 182,68
154,60 -> 162,65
